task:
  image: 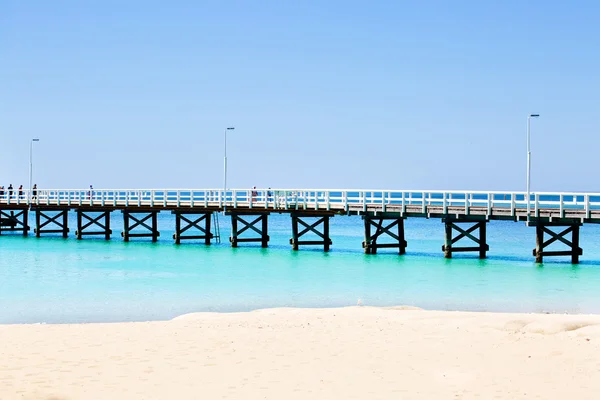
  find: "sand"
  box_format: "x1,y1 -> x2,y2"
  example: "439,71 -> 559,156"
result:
1,307 -> 600,400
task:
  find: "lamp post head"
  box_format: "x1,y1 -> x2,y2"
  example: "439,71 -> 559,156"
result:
227,127 -> 235,130
529,114 -> 540,118
32,138 -> 40,142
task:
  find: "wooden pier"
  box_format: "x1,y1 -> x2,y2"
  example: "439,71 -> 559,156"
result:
1,188 -> 600,263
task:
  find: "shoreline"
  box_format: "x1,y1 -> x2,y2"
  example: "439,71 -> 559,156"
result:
3,303 -> 599,326
2,306 -> 600,399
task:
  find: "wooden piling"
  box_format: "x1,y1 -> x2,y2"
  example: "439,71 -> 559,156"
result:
174,212 -> 181,245
291,214 -> 299,250
33,209 -> 69,238
123,210 -> 130,242
172,211 -> 214,245
572,224 -> 580,264
0,209 -> 29,236
442,217 -> 489,259
444,221 -> 453,259
289,213 -> 333,252
362,215 -> 407,255
532,222 -> 582,264
228,212 -> 269,248
535,224 -> 543,263
121,210 -> 159,242
75,210 -> 112,240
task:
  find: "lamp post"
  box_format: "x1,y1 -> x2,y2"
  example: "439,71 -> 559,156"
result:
526,114 -> 539,224
29,138 -> 40,204
224,127 -> 235,211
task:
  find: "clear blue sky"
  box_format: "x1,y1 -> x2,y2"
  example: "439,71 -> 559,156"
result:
1,1 -> 599,191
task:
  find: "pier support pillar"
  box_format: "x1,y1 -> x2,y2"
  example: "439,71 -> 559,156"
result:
442,216 -> 489,259
75,209 -> 112,240
228,212 -> 269,248
362,215 -> 407,254
0,209 -> 29,236
34,208 -> 69,238
121,210 -> 160,242
532,222 -> 582,264
290,213 -> 333,252
172,211 -> 213,245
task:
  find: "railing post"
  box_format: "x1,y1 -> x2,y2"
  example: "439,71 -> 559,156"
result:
102,191 -> 105,207
511,193 -> 515,217
535,194 -> 539,217
465,193 -> 470,215
343,191 -> 348,212
401,192 -> 406,216
560,194 -> 564,218
381,191 -> 386,212
326,191 -> 330,211
177,191 -> 180,207
487,192 -> 492,215
303,191 -> 307,210
362,191 -> 367,213
443,192 -> 447,214
585,194 -> 590,219
421,191 -> 426,214
151,191 -> 155,207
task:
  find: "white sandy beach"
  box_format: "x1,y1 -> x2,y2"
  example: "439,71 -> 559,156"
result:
1,306 -> 600,400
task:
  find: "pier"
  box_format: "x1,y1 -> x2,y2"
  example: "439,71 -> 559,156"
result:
1,188 -> 599,263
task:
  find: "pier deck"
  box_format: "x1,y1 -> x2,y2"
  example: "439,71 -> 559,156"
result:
1,188 -> 599,262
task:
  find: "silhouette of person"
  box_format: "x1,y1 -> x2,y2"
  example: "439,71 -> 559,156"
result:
32,184 -> 38,200
8,184 -> 13,198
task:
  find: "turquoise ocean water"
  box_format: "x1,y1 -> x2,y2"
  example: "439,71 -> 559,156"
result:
2,211 -> 600,324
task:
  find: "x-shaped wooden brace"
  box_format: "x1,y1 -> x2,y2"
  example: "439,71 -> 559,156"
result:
0,210 -> 24,228
297,217 -> 327,240
38,211 -> 66,230
236,216 -> 264,236
449,223 -> 482,246
179,214 -> 208,235
368,218 -> 401,243
540,226 -> 578,249
80,212 -> 108,231
128,213 -> 154,231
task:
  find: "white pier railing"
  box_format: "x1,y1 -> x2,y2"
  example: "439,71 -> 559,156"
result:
0,189 -> 599,216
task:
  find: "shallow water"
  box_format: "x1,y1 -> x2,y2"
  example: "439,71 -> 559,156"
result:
1,212 -> 600,323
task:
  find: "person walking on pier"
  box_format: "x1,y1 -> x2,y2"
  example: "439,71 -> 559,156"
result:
18,185 -> 23,199
32,184 -> 38,200
8,184 -> 13,199
251,186 -> 258,203
88,185 -> 93,200
0,186 -> 4,197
